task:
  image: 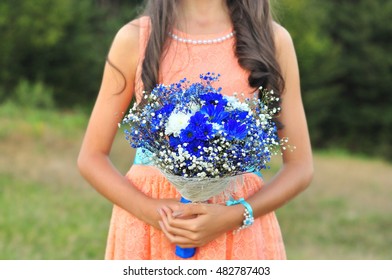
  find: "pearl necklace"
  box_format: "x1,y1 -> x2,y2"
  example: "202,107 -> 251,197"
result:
168,31 -> 235,45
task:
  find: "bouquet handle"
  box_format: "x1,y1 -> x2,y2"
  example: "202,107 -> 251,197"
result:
175,196 -> 196,258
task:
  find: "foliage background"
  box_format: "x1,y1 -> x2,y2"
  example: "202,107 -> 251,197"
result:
0,0 -> 391,260
1,0 -> 391,158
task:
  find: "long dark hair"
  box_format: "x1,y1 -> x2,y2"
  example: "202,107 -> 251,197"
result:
141,0 -> 284,104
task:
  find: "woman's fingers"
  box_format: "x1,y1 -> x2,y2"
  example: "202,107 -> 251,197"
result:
158,204 -> 229,248
158,209 -> 203,247
172,203 -> 207,218
158,203 -> 236,248
159,206 -> 198,233
159,208 -> 190,235
158,221 -> 197,248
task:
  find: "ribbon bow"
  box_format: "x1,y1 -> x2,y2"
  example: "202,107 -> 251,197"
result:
226,197 -> 245,206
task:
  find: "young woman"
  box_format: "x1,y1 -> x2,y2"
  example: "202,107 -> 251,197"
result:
78,0 -> 313,259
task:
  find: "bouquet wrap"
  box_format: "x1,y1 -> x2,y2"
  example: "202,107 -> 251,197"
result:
161,170 -> 244,202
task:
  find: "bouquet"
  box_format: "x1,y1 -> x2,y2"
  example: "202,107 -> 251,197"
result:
122,73 -> 286,257
123,73 -> 284,198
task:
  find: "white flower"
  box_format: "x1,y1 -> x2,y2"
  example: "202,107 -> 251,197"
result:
224,95 -> 251,112
189,102 -> 200,113
165,111 -> 192,136
224,95 -> 239,104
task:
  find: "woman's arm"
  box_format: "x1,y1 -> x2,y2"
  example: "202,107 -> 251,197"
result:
246,23 -> 314,217
158,24 -> 313,247
77,21 -> 180,228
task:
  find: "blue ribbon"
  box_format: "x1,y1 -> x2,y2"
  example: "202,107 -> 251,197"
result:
225,197 -> 254,222
175,197 -> 196,258
226,197 -> 245,206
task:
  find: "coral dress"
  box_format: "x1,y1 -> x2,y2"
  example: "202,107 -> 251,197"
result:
104,17 -> 286,260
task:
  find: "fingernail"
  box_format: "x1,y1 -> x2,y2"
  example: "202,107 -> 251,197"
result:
158,221 -> 163,229
157,208 -> 163,215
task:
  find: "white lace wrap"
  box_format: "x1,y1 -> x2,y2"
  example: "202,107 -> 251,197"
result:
160,170 -> 244,202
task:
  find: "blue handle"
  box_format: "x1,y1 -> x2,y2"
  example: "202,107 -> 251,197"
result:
175,197 -> 196,258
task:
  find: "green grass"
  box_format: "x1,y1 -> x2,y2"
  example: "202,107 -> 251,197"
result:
277,193 -> 392,259
0,102 -> 87,141
0,175 -> 112,260
0,104 -> 113,259
271,153 -> 392,259
1,104 -> 391,259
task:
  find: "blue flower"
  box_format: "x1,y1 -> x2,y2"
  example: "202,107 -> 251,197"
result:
187,112 -> 214,140
230,109 -> 249,122
224,119 -> 248,140
200,92 -> 228,106
194,123 -> 213,141
200,103 -> 229,123
185,140 -> 205,157
189,112 -> 208,126
150,104 -> 175,132
150,117 -> 161,133
157,103 -> 175,116
169,136 -> 181,147
200,72 -> 220,82
180,126 -> 196,143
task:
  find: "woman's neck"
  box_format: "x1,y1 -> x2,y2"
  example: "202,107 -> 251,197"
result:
176,0 -> 231,34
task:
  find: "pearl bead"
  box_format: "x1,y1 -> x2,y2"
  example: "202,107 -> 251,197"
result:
168,31 -> 235,45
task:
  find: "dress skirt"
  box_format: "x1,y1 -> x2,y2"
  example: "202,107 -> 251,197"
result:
104,164 -> 286,260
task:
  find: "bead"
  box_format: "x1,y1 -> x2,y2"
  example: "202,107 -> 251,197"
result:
168,31 -> 235,45
225,197 -> 254,234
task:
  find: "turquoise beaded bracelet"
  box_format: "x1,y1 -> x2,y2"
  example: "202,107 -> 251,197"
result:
226,197 -> 254,233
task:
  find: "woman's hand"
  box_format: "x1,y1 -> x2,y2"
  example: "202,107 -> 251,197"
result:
157,203 -> 243,248
141,198 -> 185,229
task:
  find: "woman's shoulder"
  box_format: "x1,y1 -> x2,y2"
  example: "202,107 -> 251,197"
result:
113,16 -> 151,50
113,18 -> 144,45
272,22 -> 293,45
106,18 -> 149,75
109,16 -> 151,57
118,16 -> 150,36
272,21 -> 295,55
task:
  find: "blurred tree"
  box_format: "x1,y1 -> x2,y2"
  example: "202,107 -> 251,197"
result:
324,0 -> 392,158
0,0 -> 143,107
276,0 -> 342,149
278,0 -> 392,159
0,0 -> 73,97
